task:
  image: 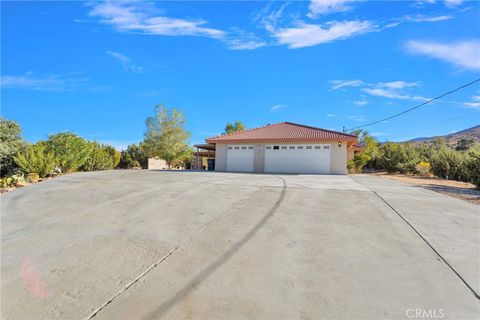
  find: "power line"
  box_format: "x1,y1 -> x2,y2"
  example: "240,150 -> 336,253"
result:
344,78 -> 480,132
436,111 -> 480,124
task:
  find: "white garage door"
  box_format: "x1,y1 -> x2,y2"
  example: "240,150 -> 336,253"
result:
264,144 -> 331,174
226,145 -> 254,172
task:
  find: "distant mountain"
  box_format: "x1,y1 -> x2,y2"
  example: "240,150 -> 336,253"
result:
406,125 -> 480,146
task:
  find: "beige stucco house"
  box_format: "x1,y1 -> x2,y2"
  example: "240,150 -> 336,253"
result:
199,122 -> 359,174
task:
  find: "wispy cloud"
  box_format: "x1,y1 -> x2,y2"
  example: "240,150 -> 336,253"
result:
325,113 -> 336,117
307,0 -> 356,18
329,79 -> 428,102
404,14 -> 453,22
272,20 -> 374,49
444,0 -> 465,7
106,50 -> 144,73
89,1 -> 225,39
362,88 -> 426,101
463,95 -> 480,108
270,104 -> 286,112
89,1 -> 266,51
330,79 -> 364,90
225,29 -> 267,50
405,40 -> 480,71
363,82 -> 427,101
353,99 -> 368,106
376,81 -> 420,89
1,73 -> 88,91
347,115 -> 366,122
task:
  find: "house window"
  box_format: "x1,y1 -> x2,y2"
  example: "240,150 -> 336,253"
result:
297,146 -> 303,149
323,145 -> 330,150
266,146 -> 272,149
248,146 -> 254,149
315,146 -> 321,149
289,146 -> 295,149
234,146 -> 239,150
273,146 -> 280,150
281,146 -> 287,149
228,146 -> 232,150
306,146 -> 312,149
241,146 -> 247,150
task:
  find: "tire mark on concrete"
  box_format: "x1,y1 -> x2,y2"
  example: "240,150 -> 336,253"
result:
86,176 -> 287,319
143,176 -> 287,319
351,176 -> 480,300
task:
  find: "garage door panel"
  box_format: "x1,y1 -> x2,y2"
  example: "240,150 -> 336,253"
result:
226,145 -> 254,172
264,144 -> 331,174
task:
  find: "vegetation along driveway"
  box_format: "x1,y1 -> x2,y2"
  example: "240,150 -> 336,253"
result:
1,171 -> 479,319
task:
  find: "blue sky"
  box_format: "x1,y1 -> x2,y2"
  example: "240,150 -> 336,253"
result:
2,0 -> 479,149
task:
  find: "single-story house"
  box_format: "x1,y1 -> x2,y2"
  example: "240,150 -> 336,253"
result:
198,122 -> 359,174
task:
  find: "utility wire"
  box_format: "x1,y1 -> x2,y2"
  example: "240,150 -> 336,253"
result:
344,78 -> 480,132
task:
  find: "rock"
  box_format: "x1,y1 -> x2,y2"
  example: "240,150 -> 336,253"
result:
15,181 -> 29,187
26,173 -> 40,183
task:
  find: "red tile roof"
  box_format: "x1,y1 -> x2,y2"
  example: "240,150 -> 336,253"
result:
206,122 -> 357,143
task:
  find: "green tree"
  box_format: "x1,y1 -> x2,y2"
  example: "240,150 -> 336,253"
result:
119,143 -> 148,169
0,118 -> 24,177
348,130 -> 379,173
143,105 -> 191,168
47,132 -> 90,173
224,121 -> 245,134
14,143 -> 57,178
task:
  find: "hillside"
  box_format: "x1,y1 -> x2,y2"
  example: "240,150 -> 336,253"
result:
406,125 -> 480,146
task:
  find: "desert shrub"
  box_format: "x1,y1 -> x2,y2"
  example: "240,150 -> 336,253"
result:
430,147 -> 468,181
1,174 -> 26,187
14,143 -> 57,178
376,143 -> 420,174
416,161 -> 431,177
46,132 -> 90,173
416,144 -> 434,163
347,130 -> 380,172
377,143 -> 403,173
456,138 -> 475,151
0,177 -> 16,188
82,142 -> 115,171
0,118 -> 24,177
104,146 -> 121,168
349,152 -> 371,173
396,144 -> 420,174
466,149 -> 480,188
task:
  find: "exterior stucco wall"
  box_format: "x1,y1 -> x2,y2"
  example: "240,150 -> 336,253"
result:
214,144 -> 227,171
347,149 -> 355,174
347,149 -> 355,161
253,144 -> 265,172
216,141 -> 349,174
148,158 -> 168,170
329,142 -> 348,174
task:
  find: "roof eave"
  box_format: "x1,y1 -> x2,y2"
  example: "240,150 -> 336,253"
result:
206,137 -> 358,144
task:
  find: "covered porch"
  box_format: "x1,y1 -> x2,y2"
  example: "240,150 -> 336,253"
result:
193,143 -> 216,170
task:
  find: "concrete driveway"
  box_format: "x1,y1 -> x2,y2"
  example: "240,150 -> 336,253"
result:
1,171 -> 479,319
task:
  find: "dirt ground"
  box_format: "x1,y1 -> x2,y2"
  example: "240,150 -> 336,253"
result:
370,173 -> 480,205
